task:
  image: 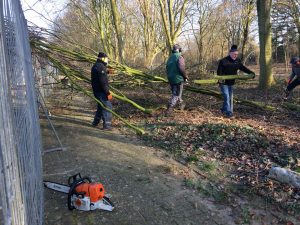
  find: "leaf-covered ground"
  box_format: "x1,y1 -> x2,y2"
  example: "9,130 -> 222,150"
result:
141,120 -> 300,210
47,65 -> 300,223
112,72 -> 300,219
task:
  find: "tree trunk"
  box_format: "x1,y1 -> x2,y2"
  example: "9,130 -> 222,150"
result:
291,0 -> 300,55
241,0 -> 255,62
257,0 -> 274,89
158,0 -> 189,55
110,0 -> 124,62
298,26 -> 300,55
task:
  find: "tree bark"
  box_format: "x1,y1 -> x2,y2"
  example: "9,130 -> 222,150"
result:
240,0 -> 255,61
110,0 -> 124,62
158,0 -> 189,54
257,0 -> 274,89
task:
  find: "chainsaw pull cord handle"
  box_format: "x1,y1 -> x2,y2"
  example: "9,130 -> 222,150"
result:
67,176 -> 92,210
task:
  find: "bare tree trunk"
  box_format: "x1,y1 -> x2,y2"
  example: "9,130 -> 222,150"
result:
91,0 -> 113,56
274,0 -> 300,56
241,0 -> 255,61
158,0 -> 189,54
110,0 -> 124,62
137,0 -> 163,68
298,26 -> 300,54
257,0 -> 274,89
291,0 -> 300,54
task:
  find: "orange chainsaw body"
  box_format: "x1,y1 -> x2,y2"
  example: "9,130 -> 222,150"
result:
75,183 -> 105,203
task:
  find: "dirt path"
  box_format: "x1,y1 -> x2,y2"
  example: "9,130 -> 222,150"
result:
42,116 -> 240,225
41,115 -> 299,225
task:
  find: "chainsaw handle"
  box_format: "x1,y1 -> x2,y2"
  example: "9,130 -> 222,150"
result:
67,176 -> 92,210
68,173 -> 81,186
68,193 -> 75,210
68,173 -> 92,186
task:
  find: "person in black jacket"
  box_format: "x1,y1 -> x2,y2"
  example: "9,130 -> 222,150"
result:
91,52 -> 113,130
217,45 -> 255,118
284,57 -> 300,99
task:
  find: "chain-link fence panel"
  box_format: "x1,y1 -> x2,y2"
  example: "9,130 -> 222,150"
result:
0,0 -> 43,224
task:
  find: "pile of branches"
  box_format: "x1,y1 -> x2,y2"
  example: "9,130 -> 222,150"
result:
29,28 -> 300,134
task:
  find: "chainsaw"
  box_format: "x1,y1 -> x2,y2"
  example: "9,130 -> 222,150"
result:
44,173 -> 114,211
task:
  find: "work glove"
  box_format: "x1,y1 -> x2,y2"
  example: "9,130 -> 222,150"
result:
107,93 -> 113,101
107,68 -> 115,74
250,72 -> 256,79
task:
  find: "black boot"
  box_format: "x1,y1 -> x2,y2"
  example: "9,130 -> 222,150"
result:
283,89 -> 290,100
178,102 -> 186,110
92,117 -> 100,127
165,106 -> 173,117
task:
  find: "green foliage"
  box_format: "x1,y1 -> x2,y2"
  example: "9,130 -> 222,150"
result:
198,161 -> 217,172
241,206 -> 251,225
295,167 -> 300,173
183,178 -> 196,188
186,155 -> 199,162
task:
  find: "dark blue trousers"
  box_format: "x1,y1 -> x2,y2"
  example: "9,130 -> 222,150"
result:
93,93 -> 112,128
220,84 -> 233,116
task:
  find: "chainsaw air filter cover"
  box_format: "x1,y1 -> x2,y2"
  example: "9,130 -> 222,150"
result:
75,183 -> 105,202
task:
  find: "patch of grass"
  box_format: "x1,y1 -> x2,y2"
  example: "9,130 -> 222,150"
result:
241,206 -> 251,225
155,165 -> 172,174
87,214 -> 95,225
135,176 -> 151,183
198,183 -> 229,203
183,178 -> 229,203
198,161 -> 217,172
281,201 -> 300,216
186,155 -> 199,162
230,183 -> 257,198
183,178 -> 197,188
294,167 -> 300,173
273,150 -> 300,168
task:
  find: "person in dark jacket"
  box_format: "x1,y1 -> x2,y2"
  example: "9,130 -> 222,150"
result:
284,57 -> 300,99
91,52 -> 113,130
165,44 -> 188,115
217,45 -> 254,118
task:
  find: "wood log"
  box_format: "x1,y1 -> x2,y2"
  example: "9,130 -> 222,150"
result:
194,74 -> 255,85
268,167 -> 300,188
282,102 -> 300,112
185,85 -> 276,111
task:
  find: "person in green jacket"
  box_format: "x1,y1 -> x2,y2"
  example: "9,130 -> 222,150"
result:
165,44 -> 188,115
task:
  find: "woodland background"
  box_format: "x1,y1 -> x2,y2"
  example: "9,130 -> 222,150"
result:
25,1 -> 300,224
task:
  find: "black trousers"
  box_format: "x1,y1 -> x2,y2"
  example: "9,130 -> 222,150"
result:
287,79 -> 300,91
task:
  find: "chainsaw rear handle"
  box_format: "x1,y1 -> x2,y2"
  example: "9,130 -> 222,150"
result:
67,174 -> 93,210
68,178 -> 87,210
